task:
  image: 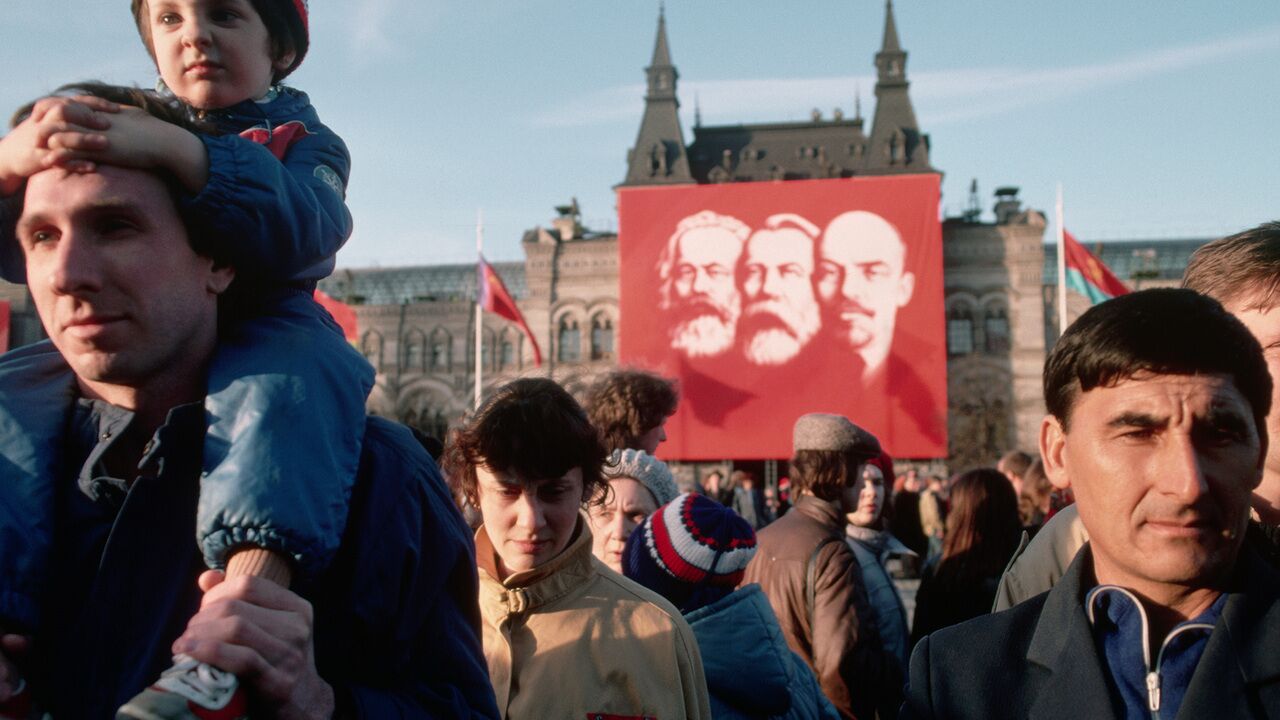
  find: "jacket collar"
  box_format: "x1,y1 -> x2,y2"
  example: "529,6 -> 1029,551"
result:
1179,543 -> 1280,716
1024,547 -> 1120,720
1025,541 -> 1280,720
792,495 -> 845,534
476,515 -> 597,618
845,525 -> 916,559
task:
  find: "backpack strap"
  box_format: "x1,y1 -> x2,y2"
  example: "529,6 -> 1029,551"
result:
806,536 -> 843,638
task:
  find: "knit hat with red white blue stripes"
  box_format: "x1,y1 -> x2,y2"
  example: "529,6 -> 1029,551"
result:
623,492 -> 757,613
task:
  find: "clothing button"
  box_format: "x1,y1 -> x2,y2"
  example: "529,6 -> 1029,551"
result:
100,431 -> 112,440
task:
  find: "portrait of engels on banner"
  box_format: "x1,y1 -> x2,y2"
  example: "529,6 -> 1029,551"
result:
619,175 -> 946,460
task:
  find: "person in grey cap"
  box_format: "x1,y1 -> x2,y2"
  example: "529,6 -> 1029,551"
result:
588,448 -> 680,574
742,413 -> 902,720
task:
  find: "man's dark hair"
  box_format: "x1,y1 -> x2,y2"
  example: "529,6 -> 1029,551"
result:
1183,221 -> 1280,311
130,0 -> 304,83
583,369 -> 678,451
442,378 -> 608,507
789,449 -> 863,502
3,82 -> 224,284
1044,288 -> 1272,431
997,450 -> 1032,478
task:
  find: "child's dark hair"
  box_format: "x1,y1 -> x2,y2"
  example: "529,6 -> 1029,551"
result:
442,378 -> 609,507
130,0 -> 308,82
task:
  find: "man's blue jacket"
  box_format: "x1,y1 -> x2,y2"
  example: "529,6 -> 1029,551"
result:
29,399 -> 499,718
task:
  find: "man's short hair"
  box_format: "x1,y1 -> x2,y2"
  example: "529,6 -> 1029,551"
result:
3,82 -> 222,284
442,377 -> 608,507
789,449 -> 860,503
998,450 -> 1033,478
584,369 -> 678,451
1044,288 -> 1272,431
1183,221 -> 1280,311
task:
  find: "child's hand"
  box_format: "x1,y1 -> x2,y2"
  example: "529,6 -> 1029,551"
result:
0,94 -> 117,196
44,104 -> 209,194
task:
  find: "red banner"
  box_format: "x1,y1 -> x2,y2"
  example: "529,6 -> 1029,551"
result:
314,290 -> 358,344
618,175 -> 946,459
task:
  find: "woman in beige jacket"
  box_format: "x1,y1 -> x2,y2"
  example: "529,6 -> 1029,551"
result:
442,378 -> 711,720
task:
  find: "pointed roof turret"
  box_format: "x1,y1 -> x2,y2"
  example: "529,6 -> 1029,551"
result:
651,5 -> 673,67
881,0 -> 902,54
621,7 -> 693,186
865,0 -> 934,173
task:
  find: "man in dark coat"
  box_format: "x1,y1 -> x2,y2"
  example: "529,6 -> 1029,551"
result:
902,289 -> 1280,719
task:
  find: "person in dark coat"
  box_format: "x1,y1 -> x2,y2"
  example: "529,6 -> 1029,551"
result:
909,468 -> 1020,647
902,289 -> 1280,719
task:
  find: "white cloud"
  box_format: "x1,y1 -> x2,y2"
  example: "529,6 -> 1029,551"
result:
530,25 -> 1280,129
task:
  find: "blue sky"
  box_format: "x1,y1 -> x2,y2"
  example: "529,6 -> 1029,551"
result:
3,1 -> 1278,268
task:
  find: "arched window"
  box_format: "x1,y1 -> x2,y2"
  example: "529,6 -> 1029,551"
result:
360,331 -> 384,367
558,317 -> 581,363
984,305 -> 1011,354
500,331 -> 517,369
429,329 -> 451,372
947,305 -> 975,357
590,315 -> 614,361
478,328 -> 497,372
402,330 -> 425,372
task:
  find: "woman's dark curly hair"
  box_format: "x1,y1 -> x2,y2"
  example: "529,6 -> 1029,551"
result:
443,378 -> 609,507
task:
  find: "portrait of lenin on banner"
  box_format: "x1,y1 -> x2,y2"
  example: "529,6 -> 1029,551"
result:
619,174 -> 946,460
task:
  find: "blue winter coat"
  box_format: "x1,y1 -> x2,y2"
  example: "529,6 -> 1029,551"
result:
685,585 -> 840,720
31,402 -> 498,718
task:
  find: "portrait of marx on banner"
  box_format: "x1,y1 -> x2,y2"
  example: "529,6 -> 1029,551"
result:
619,175 -> 946,460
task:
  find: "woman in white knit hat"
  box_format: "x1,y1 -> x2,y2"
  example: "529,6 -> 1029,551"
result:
587,447 -> 679,574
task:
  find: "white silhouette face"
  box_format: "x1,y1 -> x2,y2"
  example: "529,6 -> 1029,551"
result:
816,211 -> 915,373
666,226 -> 743,357
738,227 -> 820,366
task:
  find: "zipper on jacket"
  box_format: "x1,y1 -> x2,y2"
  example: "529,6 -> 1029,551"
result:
1145,671 -> 1160,712
1146,621 -> 1215,718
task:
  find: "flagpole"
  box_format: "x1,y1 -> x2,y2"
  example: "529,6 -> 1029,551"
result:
474,210 -> 484,411
1055,184 -> 1067,339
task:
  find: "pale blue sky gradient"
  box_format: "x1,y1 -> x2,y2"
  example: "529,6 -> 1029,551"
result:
3,1 -> 1278,267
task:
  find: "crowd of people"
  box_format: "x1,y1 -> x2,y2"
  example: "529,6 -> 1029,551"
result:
1,1 -> 1280,719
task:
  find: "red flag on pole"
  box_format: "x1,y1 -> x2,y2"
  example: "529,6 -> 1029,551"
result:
314,289 -> 359,344
1063,230 -> 1130,304
478,256 -> 542,366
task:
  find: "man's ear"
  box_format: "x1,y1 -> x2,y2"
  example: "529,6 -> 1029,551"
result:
1040,414 -> 1071,490
207,263 -> 235,295
897,271 -> 915,307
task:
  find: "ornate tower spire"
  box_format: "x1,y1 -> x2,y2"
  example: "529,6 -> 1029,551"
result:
622,6 -> 693,186
865,0 -> 933,173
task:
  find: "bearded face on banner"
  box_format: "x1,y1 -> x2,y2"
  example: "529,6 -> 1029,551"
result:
737,214 -> 822,366
657,211 -> 750,359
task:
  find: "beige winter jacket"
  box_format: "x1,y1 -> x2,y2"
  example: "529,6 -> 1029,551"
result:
476,517 -> 712,720
991,504 -> 1089,611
